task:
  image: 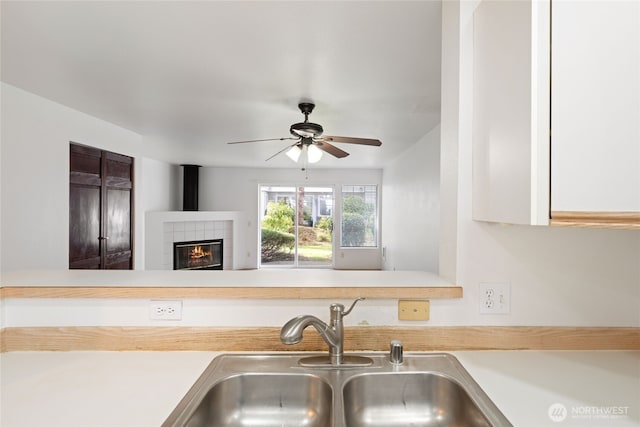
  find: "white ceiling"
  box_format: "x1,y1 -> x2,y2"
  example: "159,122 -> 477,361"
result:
1,1 -> 442,168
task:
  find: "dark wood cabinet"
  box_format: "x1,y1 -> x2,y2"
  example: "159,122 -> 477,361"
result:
69,143 -> 134,269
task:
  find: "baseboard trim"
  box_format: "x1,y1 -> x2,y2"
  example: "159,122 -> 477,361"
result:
2,326 -> 638,352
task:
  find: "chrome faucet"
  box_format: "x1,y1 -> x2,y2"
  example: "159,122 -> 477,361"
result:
280,298 -> 364,365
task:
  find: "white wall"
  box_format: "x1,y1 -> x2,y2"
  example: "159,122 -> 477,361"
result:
382,126 -> 440,272
0,83 -> 175,271
436,0 -> 640,327
2,298 -> 408,328
438,0 -> 461,284
0,84 -> 3,326
135,158 -> 181,270
139,158 -> 180,213
199,167 -> 383,270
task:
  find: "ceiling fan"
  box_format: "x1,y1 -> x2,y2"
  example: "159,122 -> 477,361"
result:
227,102 -> 382,164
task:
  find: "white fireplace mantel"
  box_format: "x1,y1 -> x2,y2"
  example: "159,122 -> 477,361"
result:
145,211 -> 247,270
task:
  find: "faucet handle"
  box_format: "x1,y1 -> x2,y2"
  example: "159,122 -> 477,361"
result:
329,297 -> 364,322
342,297 -> 365,316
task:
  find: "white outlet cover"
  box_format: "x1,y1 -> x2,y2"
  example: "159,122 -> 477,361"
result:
479,283 -> 510,314
149,300 -> 183,320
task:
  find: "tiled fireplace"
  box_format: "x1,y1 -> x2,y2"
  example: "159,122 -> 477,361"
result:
146,211 -> 245,270
173,238 -> 223,270
162,221 -> 231,270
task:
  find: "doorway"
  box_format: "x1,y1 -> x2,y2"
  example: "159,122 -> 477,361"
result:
259,185 -> 334,268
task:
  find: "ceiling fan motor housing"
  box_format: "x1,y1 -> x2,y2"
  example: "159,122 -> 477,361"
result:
290,122 -> 323,138
290,102 -> 323,138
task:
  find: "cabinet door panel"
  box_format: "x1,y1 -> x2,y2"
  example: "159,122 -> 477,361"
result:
69,143 -> 133,269
106,252 -> 132,270
106,188 -> 132,254
551,1 -> 640,212
472,0 -> 550,225
69,185 -> 101,268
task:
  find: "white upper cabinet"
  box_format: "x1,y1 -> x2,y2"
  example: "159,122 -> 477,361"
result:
472,0 -> 639,229
472,0 -> 551,226
551,0 -> 640,220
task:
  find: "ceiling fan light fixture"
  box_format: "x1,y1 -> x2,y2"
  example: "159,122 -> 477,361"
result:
307,144 -> 323,163
286,145 -> 302,162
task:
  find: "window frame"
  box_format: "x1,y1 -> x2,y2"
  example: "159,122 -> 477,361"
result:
339,184 -> 380,249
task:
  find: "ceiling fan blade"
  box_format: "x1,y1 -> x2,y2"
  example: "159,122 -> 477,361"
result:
322,135 -> 382,146
315,141 -> 350,158
227,137 -> 298,144
265,141 -> 301,161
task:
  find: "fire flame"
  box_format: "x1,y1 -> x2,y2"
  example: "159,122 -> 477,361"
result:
190,245 -> 211,259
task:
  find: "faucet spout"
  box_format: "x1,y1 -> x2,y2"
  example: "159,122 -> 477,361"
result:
280,298 -> 364,365
280,315 -> 339,347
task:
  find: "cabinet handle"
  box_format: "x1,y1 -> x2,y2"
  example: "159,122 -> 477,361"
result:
98,236 -> 110,240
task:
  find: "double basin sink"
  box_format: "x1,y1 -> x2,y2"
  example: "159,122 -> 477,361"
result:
162,353 -> 512,427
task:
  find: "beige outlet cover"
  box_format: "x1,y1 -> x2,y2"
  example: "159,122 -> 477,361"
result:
398,300 -> 430,321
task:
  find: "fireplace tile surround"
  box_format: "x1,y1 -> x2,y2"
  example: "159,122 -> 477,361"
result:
164,222 -> 230,270
146,211 -> 246,270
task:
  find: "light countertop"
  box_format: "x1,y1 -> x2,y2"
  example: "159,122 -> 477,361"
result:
0,269 -> 454,288
1,350 -> 638,427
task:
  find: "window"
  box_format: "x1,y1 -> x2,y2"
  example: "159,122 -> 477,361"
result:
259,185 -> 334,268
340,185 -> 378,248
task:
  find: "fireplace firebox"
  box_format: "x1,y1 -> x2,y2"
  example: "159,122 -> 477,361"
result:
173,239 -> 223,270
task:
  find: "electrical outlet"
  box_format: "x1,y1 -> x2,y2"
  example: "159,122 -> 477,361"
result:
149,300 -> 182,320
398,300 -> 430,321
479,283 -> 510,314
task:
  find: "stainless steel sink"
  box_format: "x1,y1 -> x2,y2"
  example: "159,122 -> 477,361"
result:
162,353 -> 512,427
181,373 -> 332,427
343,372 -> 492,427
